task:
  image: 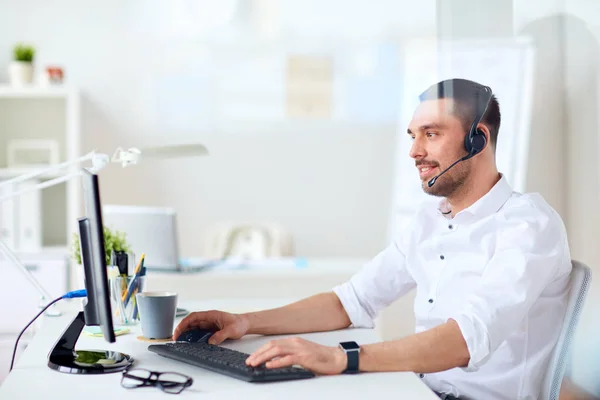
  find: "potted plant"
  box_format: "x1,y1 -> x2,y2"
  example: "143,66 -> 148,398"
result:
9,43 -> 35,86
71,227 -> 131,282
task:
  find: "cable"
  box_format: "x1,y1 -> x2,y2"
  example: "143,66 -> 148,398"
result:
10,289 -> 87,372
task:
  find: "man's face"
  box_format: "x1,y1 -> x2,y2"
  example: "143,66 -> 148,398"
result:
407,99 -> 470,197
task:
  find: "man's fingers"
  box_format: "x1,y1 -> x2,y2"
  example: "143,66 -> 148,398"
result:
246,342 -> 291,367
245,341 -> 278,364
265,355 -> 295,369
246,338 -> 302,365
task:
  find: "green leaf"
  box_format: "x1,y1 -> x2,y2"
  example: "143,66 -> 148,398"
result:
12,43 -> 35,62
71,226 -> 131,265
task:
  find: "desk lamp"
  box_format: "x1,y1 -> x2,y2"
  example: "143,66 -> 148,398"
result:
0,144 -> 208,317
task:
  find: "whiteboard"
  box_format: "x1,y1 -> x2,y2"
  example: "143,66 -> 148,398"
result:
389,37 -> 535,240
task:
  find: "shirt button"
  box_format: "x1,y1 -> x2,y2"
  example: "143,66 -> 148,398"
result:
448,224 -> 454,230
440,255 -> 445,260
428,298 -> 434,303
419,373 -> 425,378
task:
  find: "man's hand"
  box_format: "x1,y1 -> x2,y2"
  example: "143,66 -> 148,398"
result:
172,310 -> 250,345
245,337 -> 347,375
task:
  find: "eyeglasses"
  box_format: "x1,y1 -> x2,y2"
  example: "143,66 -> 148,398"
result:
121,368 -> 193,394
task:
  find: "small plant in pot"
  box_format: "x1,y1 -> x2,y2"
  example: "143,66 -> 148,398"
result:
9,44 -> 35,86
71,226 -> 131,279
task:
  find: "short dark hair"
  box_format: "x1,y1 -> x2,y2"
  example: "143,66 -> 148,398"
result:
418,78 -> 501,149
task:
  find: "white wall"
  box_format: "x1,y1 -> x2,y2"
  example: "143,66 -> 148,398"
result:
561,0 -> 600,284
98,128 -> 398,258
0,0 -> 437,258
514,0 -> 568,220
514,0 -> 600,274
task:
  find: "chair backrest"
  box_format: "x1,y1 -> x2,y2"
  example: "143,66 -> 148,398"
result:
540,260 -> 592,400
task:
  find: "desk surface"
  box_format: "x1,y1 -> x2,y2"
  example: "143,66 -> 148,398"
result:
0,298 -> 438,399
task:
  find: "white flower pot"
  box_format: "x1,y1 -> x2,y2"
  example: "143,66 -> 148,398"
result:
9,61 -> 34,86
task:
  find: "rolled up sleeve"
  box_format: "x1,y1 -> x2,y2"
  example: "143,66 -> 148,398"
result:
333,240 -> 416,328
449,202 -> 571,371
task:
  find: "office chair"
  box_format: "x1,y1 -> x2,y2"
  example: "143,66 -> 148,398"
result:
540,260 -> 592,400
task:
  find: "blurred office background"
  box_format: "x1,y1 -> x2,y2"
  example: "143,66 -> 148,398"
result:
0,0 -> 599,397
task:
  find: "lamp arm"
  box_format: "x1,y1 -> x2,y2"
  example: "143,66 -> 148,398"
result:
0,172 -> 83,204
0,151 -> 103,191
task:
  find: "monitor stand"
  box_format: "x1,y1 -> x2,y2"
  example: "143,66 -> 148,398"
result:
48,311 -> 134,374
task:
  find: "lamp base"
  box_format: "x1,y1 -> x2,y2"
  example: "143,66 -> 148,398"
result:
42,302 -> 62,317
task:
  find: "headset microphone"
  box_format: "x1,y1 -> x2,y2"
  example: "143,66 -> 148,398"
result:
427,154 -> 470,187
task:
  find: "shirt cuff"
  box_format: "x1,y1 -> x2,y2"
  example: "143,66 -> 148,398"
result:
449,314 -> 492,372
332,282 -> 375,329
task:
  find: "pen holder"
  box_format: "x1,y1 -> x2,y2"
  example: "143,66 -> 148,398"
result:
109,275 -> 146,325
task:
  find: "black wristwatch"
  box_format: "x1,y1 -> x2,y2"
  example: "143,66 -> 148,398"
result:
339,341 -> 360,374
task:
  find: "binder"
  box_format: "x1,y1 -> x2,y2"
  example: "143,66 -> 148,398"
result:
17,179 -> 42,252
0,181 -> 16,251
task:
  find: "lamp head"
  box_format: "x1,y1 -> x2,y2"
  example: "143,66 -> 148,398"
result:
111,144 -> 207,168
112,147 -> 142,167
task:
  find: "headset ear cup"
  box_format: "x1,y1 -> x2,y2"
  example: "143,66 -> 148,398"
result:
471,129 -> 487,155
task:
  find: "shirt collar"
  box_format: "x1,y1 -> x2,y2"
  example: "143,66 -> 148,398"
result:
437,174 -> 513,219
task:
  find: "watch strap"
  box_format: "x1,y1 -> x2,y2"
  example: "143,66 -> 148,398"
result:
344,347 -> 359,374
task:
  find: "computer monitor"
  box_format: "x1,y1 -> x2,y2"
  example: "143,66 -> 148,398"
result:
47,168 -> 134,374
79,168 -> 115,342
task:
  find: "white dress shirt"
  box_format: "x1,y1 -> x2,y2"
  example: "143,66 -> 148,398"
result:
333,174 -> 572,400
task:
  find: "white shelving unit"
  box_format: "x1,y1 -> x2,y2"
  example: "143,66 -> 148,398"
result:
0,84 -> 80,334
0,84 -> 80,250
0,85 -> 77,99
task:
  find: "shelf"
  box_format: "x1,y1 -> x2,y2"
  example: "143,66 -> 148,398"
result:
0,85 -> 76,99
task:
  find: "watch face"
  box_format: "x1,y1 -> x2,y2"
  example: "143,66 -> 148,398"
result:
340,341 -> 360,351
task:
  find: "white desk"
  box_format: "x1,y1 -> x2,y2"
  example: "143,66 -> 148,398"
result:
0,298 -> 438,399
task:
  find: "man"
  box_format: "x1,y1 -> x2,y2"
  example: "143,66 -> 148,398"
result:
174,79 -> 572,400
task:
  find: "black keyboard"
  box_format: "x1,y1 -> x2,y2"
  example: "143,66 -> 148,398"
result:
147,342 -> 315,383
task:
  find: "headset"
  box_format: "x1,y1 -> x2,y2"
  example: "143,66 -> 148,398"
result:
428,85 -> 494,188
464,85 -> 493,158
